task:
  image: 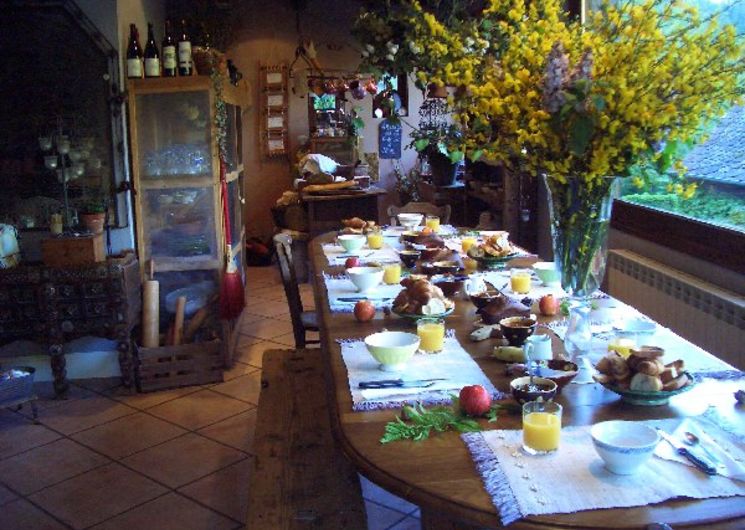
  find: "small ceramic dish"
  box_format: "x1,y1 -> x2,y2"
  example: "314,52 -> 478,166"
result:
364,331 -> 420,371
432,274 -> 467,298
591,420 -> 660,475
499,315 -> 537,347
433,260 -> 460,274
531,360 -> 579,392
470,291 -> 501,310
399,249 -> 421,268
614,318 -> 657,335
392,307 -> 454,322
509,376 -> 557,404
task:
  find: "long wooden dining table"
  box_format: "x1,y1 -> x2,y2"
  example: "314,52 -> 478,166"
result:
309,232 -> 744,530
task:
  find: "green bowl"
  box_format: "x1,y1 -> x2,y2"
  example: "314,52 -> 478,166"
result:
364,331 -> 420,371
598,372 -> 696,406
474,253 -> 518,270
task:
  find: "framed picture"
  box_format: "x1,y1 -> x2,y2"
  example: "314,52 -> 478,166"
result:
267,115 -> 284,129
267,94 -> 284,107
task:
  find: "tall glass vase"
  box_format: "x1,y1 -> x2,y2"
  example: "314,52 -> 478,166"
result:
544,175 -> 621,300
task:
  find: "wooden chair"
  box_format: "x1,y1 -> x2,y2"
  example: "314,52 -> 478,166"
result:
246,349 -> 366,529
387,201 -> 452,225
272,233 -> 319,348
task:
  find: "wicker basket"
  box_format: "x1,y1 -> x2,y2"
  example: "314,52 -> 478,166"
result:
0,366 -> 35,405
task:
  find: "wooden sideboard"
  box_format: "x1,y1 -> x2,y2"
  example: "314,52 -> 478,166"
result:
0,252 -> 141,395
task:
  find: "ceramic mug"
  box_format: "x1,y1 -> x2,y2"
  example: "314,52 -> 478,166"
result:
523,334 -> 552,361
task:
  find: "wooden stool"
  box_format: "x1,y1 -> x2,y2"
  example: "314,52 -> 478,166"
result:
246,349 -> 366,529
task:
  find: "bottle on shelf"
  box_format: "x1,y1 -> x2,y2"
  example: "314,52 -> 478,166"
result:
178,19 -> 192,76
126,23 -> 143,79
162,19 -> 177,77
144,23 -> 160,78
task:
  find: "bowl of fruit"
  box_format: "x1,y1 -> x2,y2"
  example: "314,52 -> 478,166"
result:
467,233 -> 517,269
392,277 -> 455,321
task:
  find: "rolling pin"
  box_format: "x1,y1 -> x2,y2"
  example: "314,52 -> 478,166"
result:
173,296 -> 187,346
141,260 -> 160,348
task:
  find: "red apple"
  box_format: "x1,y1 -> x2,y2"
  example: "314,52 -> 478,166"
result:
539,294 -> 560,316
459,385 -> 491,416
353,300 -> 375,322
345,256 -> 360,269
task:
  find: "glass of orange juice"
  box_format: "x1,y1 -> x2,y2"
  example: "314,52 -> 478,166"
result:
510,268 -> 532,294
383,262 -> 402,285
425,215 -> 441,233
417,318 -> 445,353
367,229 -> 383,249
461,236 -> 477,254
522,401 -> 562,455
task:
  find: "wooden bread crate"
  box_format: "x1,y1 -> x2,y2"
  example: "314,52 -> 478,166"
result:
42,234 -> 105,267
136,340 -> 224,392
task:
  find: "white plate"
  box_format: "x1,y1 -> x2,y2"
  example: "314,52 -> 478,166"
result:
614,318 -> 656,334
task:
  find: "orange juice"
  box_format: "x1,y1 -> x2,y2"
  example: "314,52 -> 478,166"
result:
523,412 -> 561,452
461,237 -> 477,254
367,231 -> 383,249
425,215 -> 440,233
464,257 -> 478,274
510,270 -> 532,294
417,320 -> 445,353
383,263 -> 401,285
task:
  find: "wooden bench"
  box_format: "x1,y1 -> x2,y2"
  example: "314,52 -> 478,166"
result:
246,349 -> 367,529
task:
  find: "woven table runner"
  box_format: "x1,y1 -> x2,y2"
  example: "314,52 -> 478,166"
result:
323,273 -> 403,313
462,417 -> 745,526
340,333 -> 505,411
321,243 -> 400,266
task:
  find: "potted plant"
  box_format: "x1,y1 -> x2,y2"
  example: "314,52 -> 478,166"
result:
79,198 -> 106,235
409,123 -> 464,187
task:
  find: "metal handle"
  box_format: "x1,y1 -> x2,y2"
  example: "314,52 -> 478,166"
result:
358,380 -> 402,389
678,447 -> 717,475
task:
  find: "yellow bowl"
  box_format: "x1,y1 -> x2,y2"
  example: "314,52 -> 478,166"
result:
364,331 -> 420,371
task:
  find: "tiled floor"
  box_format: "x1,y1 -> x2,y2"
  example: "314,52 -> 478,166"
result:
0,266 -> 420,530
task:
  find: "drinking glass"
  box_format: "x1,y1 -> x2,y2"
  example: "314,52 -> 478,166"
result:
417,318 -> 445,353
510,268 -> 532,294
463,257 -> 478,275
425,215 -> 440,233
383,262 -> 401,285
461,236 -> 477,254
522,401 -> 562,455
367,230 -> 383,249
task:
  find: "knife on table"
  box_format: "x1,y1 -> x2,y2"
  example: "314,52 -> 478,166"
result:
358,378 -> 447,389
337,296 -> 392,303
657,429 -> 718,475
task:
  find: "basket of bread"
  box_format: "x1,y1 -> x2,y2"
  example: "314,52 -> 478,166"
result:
392,277 -> 455,320
341,217 -> 378,234
466,233 -> 517,268
593,346 -> 694,405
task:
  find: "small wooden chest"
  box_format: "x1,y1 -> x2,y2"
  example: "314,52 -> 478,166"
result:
41,234 -> 105,267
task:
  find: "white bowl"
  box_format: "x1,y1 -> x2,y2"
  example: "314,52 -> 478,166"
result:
397,213 -> 424,229
591,420 -> 660,475
365,331 -> 420,371
338,234 -> 366,254
532,262 -> 560,286
347,266 -> 384,293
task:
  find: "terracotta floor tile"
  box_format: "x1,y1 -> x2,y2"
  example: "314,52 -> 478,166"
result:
233,340 -> 284,368
360,475 -> 418,515
244,299 -> 293,317
269,331 -> 298,347
236,333 -> 264,349
0,409 -> 61,460
0,438 -> 109,494
239,317 -> 294,340
220,361 -> 256,382
178,459 -> 252,522
71,412 -> 186,459
28,463 -> 167,529
147,390 -> 251,431
365,500 -> 408,530
89,492 -> 239,530
25,382 -> 97,414
210,370 -> 262,405
0,482 -> 18,506
197,408 -> 257,454
104,385 -> 201,410
122,433 -> 246,488
237,311 -> 266,326
1,499 -> 69,530
246,285 -> 287,302
74,377 -> 123,393
37,395 -> 136,435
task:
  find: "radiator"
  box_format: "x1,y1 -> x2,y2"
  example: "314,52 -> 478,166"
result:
606,249 -> 745,370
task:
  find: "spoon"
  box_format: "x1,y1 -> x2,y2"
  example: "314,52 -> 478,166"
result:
683,431 -> 721,464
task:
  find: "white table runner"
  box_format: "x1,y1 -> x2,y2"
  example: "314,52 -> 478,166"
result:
323,273 -> 403,313
321,243 -> 400,266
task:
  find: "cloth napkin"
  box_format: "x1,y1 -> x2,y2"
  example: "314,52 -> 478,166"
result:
462,418 -> 745,526
339,333 -> 503,411
323,273 -> 403,313
321,243 -> 400,266
655,417 -> 745,481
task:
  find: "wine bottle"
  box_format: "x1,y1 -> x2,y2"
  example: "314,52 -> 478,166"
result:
144,23 -> 160,77
126,23 -> 143,79
178,19 -> 192,76
162,19 -> 176,77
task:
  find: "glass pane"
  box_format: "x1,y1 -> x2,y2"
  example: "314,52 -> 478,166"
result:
142,187 -> 217,259
152,269 -> 219,323
225,103 -> 238,171
227,178 -> 240,244
135,91 -> 212,180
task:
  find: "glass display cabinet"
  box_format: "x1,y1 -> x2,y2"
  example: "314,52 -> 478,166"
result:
127,77 -> 246,352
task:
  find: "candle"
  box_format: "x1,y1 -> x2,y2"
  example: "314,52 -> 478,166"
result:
510,269 -> 532,294
522,401 -> 562,454
383,263 -> 401,285
417,319 -> 445,353
367,231 -> 383,249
